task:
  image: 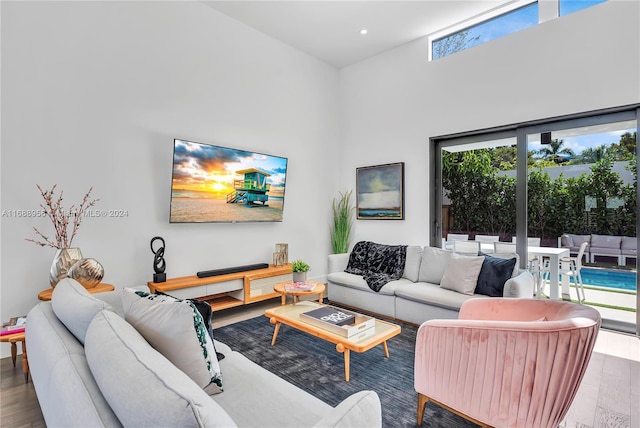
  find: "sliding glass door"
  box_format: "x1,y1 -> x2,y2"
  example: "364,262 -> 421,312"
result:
432,106 -> 639,334
524,117 -> 637,330
437,134 -> 517,249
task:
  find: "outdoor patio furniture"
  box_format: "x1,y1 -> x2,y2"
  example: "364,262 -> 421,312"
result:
511,237 -> 542,246
475,234 -> 500,243
453,240 -> 481,254
589,234 -> 622,265
541,242 -> 587,302
493,241 -> 516,253
553,242 -> 588,303
621,236 -> 637,265
443,233 -> 469,251
558,233 -> 637,266
559,234 -> 591,263
415,298 -> 601,428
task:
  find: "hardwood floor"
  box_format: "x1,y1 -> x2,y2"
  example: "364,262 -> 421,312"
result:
1,300 -> 638,428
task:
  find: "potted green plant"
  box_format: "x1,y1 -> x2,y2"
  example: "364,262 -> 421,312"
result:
330,190 -> 354,254
291,259 -> 310,282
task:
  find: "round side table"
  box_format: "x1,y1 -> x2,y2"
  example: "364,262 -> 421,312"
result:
0,331 -> 29,383
273,281 -> 325,305
38,282 -> 115,301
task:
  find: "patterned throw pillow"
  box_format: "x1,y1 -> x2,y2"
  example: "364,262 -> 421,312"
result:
156,291 -> 224,361
121,288 -> 223,395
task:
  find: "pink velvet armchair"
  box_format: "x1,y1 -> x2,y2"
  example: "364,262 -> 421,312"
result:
415,298 -> 601,428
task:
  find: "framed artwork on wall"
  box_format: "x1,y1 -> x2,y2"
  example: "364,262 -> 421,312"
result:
356,162 -> 405,220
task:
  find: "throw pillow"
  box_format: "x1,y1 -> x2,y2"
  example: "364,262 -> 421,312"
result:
418,246 -> 453,284
122,288 -> 223,395
85,310 -> 236,427
560,234 -> 574,248
439,253 -> 485,295
157,291 -> 224,361
475,254 -> 517,297
51,278 -> 113,344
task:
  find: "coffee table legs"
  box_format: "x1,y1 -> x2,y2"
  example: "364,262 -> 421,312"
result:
269,318 -> 281,346
336,344 -> 351,382
269,320 -> 392,382
382,341 -> 390,358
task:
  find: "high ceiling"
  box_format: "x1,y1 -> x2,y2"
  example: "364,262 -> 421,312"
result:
203,1 -> 512,68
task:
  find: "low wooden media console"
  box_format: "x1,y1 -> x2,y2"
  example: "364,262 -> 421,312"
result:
147,263 -> 293,311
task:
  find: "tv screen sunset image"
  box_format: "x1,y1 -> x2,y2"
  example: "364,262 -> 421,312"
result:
170,139 -> 288,223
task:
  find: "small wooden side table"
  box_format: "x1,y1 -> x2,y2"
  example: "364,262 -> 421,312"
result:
37,282 -> 115,301
0,331 -> 29,383
273,281 -> 325,305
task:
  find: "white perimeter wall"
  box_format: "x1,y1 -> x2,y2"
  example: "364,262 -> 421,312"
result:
1,1 -> 340,356
339,0 -> 639,247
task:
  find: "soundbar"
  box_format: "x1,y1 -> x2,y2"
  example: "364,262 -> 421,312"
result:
197,263 -> 270,278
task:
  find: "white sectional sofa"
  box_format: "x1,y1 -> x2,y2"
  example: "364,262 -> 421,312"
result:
26,279 -> 381,428
327,245 -> 534,326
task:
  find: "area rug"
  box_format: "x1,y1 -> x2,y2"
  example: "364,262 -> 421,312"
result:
214,314 -> 478,428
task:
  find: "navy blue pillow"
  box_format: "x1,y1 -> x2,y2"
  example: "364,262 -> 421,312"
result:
475,255 -> 517,297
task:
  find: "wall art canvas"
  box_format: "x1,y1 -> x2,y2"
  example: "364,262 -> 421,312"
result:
356,162 -> 404,220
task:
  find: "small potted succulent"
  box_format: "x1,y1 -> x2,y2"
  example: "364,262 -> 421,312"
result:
291,259 -> 310,283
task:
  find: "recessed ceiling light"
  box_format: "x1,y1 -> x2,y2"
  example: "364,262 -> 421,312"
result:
360,29 -> 368,35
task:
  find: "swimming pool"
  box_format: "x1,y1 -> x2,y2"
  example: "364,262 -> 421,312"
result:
574,268 -> 637,291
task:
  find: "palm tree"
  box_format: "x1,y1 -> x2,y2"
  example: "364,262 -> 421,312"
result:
537,139 -> 575,164
578,145 -> 607,164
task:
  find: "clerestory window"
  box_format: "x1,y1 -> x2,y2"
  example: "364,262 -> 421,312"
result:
430,0 -> 607,61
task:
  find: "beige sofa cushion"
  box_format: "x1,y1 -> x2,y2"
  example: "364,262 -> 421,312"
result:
402,246 -> 424,282
417,246 -> 453,284
439,253 -> 485,295
122,288 -> 223,395
85,310 -> 236,428
51,278 -> 113,344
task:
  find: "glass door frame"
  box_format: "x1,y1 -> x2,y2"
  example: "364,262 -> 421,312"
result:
431,104 -> 640,335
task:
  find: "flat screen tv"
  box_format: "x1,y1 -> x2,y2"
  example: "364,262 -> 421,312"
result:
170,139 -> 288,223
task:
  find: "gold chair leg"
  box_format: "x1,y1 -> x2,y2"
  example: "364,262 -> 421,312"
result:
417,393 -> 429,426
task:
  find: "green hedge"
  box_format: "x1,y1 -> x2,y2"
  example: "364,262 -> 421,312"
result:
443,151 -> 637,240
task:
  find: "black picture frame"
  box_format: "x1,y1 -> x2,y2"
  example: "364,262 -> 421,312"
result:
356,162 -> 405,220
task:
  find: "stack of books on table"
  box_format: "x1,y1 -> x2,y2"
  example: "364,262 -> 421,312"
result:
300,305 -> 375,339
1,315 -> 26,336
284,281 -> 316,292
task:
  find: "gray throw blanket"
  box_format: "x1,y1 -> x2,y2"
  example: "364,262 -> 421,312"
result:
344,241 -> 407,292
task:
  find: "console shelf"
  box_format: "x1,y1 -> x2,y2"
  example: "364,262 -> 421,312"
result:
147,263 -> 293,311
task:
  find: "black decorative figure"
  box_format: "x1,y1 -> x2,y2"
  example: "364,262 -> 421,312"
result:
150,236 -> 166,283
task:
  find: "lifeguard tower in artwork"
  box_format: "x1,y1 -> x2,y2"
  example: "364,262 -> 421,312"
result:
226,168 -> 271,206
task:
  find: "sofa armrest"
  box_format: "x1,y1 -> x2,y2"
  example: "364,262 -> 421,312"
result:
312,391 -> 381,428
503,271 -> 534,298
328,253 -> 350,274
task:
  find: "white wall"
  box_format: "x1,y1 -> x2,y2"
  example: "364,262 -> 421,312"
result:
0,1 -> 340,356
339,0 -> 639,246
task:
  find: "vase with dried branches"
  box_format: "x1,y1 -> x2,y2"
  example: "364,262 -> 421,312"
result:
26,184 -> 100,287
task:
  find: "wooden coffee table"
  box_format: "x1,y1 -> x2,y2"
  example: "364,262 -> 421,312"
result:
265,301 -> 401,381
273,281 -> 325,305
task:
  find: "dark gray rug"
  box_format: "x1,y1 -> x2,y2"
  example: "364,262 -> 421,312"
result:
214,314 -> 478,428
